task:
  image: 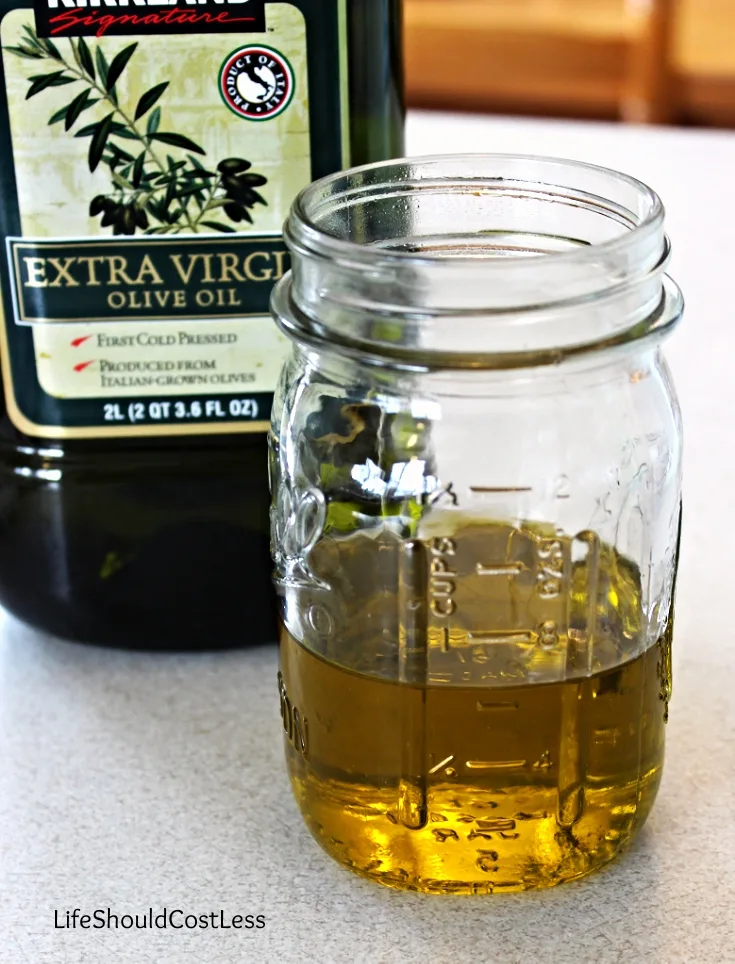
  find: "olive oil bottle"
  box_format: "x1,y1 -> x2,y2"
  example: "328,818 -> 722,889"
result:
0,0 -> 404,648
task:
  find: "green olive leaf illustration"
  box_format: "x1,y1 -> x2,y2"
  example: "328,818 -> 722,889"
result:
201,221 -> 237,233
181,169 -> 216,180
107,142 -> 135,163
89,112 -> 114,172
150,132 -> 206,155
21,23 -> 44,51
40,37 -> 62,60
65,87 -> 93,130
134,81 -> 168,121
111,170 -> 135,191
146,105 -> 161,136
51,95 -> 99,127
4,45 -> 44,60
94,45 -> 109,87
132,152 -> 145,188
76,36 -> 95,81
112,126 -> 139,140
164,177 -> 176,210
48,104 -> 69,125
104,42 -> 137,93
176,183 -> 209,200
74,120 -> 100,138
26,71 -> 77,98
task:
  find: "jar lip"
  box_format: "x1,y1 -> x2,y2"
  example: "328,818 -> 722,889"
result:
272,272 -> 684,372
289,153 -> 665,269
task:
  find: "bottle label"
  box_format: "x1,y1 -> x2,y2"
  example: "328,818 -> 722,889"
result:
0,0 -> 349,437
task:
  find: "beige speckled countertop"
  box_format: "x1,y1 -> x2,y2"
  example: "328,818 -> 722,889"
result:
1,113 -> 734,964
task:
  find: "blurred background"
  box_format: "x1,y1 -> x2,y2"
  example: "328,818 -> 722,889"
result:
404,0 -> 735,127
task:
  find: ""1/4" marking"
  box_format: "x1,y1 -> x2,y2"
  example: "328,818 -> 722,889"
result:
477,700 -> 520,711
466,759 -> 527,770
470,486 -> 533,494
429,754 -> 455,775
476,562 -> 527,577
468,631 -> 534,646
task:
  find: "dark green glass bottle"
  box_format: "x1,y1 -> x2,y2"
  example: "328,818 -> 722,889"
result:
0,0 -> 404,649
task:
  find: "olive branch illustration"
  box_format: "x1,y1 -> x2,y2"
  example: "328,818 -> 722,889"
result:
6,25 -> 268,235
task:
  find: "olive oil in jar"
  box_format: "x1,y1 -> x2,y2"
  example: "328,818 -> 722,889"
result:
0,0 -> 403,648
278,522 -> 673,894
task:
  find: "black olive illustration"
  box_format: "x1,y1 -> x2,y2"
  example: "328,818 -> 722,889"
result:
223,202 -> 252,224
89,195 -> 107,217
222,173 -> 267,207
218,158 -> 268,213
217,158 -> 252,175
132,206 -> 149,230
100,199 -> 119,229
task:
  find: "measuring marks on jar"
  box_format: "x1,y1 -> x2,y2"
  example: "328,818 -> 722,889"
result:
433,526 -> 572,678
397,522 -> 602,834
397,528 -> 546,829
451,528 -> 601,678
398,540 -> 430,829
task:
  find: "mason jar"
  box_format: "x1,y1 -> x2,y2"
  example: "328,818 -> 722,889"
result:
269,155 -> 683,894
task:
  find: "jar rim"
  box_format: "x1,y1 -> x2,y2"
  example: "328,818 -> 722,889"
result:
288,152 -> 665,270
275,153 -> 680,369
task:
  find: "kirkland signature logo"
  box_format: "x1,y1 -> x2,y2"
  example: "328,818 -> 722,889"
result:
34,0 -> 266,38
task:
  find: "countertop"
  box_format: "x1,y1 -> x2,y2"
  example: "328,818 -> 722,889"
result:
1,113 -> 734,964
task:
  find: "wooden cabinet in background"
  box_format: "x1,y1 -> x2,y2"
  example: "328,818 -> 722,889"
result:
675,0 -> 735,126
405,0 -> 735,126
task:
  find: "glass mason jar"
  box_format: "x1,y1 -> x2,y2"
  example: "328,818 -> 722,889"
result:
270,155 -> 683,894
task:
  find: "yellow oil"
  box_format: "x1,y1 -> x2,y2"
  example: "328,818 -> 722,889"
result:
278,523 -> 672,894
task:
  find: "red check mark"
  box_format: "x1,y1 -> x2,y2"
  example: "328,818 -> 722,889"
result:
73,360 -> 95,373
70,335 -> 93,348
